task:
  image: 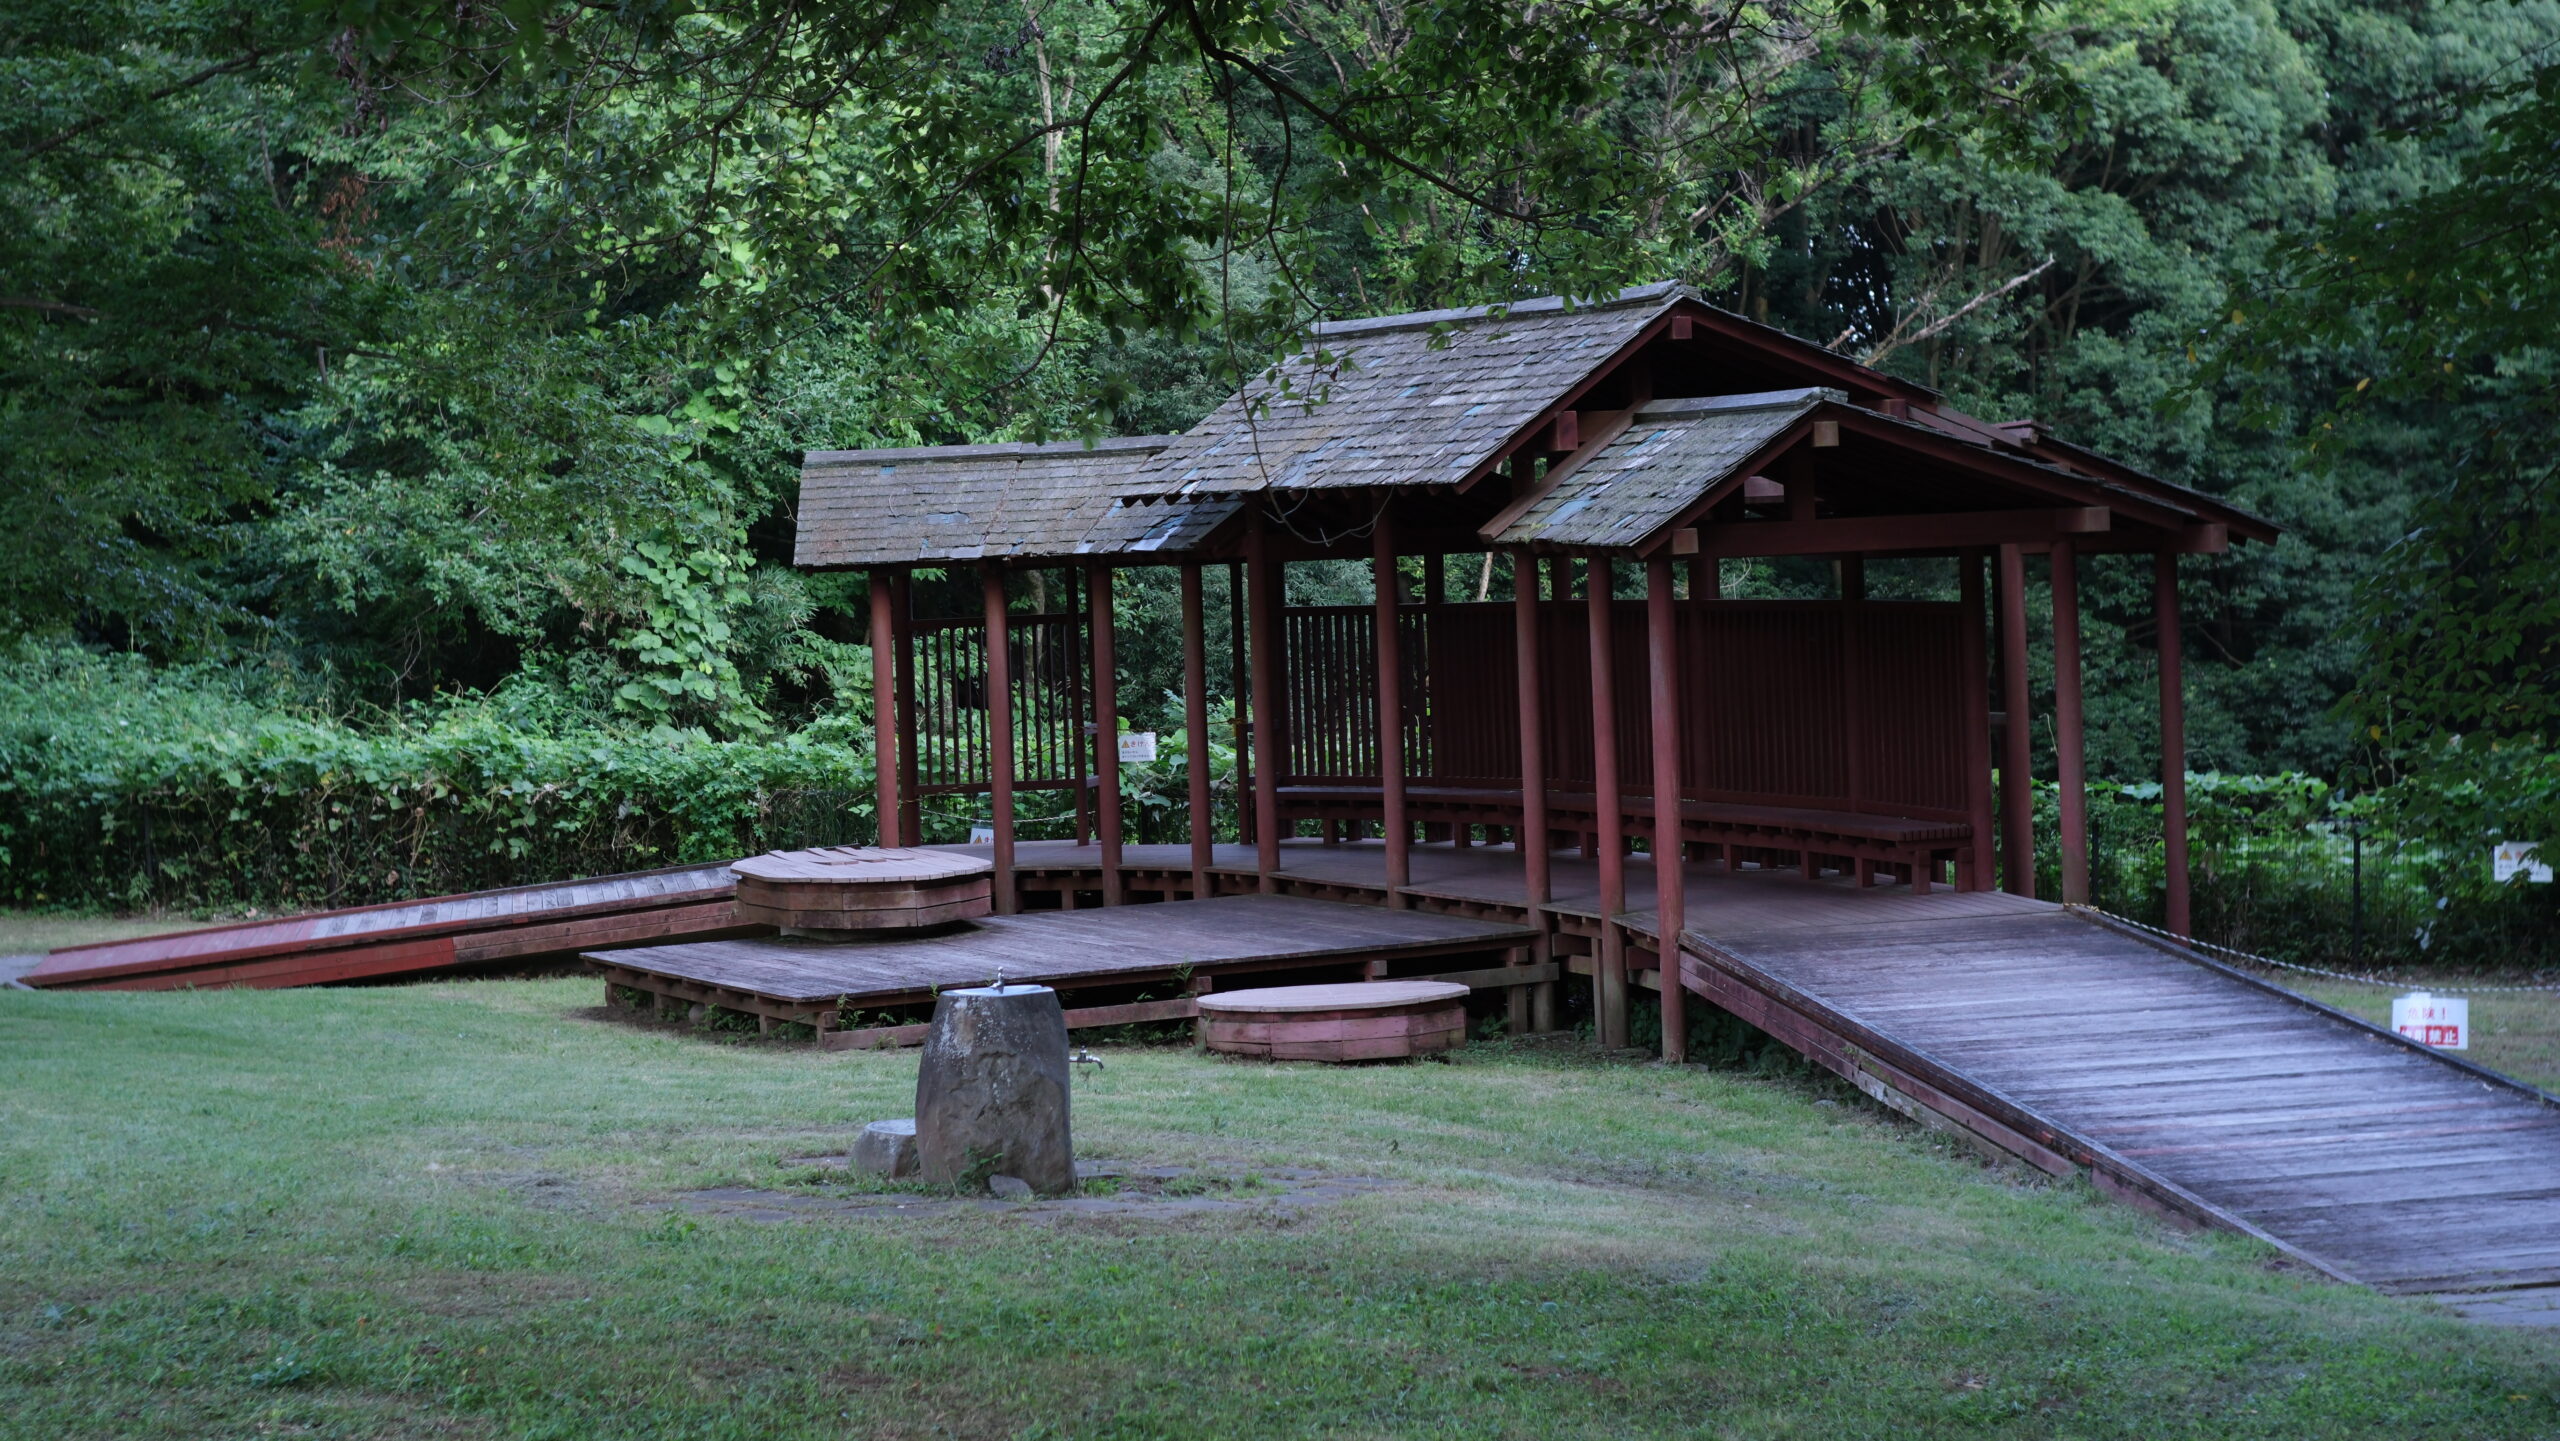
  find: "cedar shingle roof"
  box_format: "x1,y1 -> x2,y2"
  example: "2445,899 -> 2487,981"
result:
1130,283 -> 1682,500
1490,389 -> 1831,550
795,437 -> 1237,567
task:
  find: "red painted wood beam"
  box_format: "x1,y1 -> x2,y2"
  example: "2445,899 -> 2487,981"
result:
1246,510 -> 1283,889
1684,506 -> 2109,560
1588,557 -> 1629,1048
2157,551 -> 2192,937
1182,561 -> 1214,897
1997,544 -> 2035,896
1087,563 -> 1125,905
892,570 -> 921,846
1374,510 -> 1411,904
982,564 -> 1017,913
868,570 -> 904,847
1958,552 -> 1997,894
2052,539 -> 2090,905
1646,557 -> 1688,1064
1513,549 -> 1551,913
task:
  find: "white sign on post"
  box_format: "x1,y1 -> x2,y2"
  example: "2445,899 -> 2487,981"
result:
1117,731 -> 1158,764
2492,841 -> 2552,884
968,824 -> 995,845
2392,991 -> 2469,1050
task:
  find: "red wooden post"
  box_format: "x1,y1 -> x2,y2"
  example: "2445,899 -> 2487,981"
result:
1958,552 -> 1996,893
1182,561 -> 1214,898
2156,550 -> 2191,936
1691,556 -> 1719,601
1228,561 -> 1250,858
1997,543 -> 2035,895
981,565 -> 1017,913
2052,538 -> 2090,905
1374,512 -> 1410,905
868,570 -> 903,848
1840,560 -> 1865,819
1246,510 -> 1283,890
1588,555 -> 1628,1049
1087,564 -> 1125,905
1512,549 -> 1555,1031
892,571 -> 921,847
1646,557 -> 1687,1064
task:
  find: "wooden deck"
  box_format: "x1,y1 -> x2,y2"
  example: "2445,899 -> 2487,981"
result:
919,836 -> 2560,1313
587,893 -> 1539,1050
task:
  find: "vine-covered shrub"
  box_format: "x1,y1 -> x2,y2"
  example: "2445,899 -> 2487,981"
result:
0,646 -> 875,912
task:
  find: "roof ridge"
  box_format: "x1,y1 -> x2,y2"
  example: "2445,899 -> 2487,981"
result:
1633,387 -> 1842,420
1308,280 -> 1687,339
804,435 -> 1173,466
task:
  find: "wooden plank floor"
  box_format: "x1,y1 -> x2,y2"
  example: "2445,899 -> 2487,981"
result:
589,893 -> 1533,1005
938,837 -> 2560,1313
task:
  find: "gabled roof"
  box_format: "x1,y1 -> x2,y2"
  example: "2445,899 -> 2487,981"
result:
1130,283 -> 1684,500
1491,389 -> 1834,550
795,437 -> 1236,567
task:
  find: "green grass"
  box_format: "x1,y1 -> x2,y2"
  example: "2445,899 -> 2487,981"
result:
2,972 -> 2555,1440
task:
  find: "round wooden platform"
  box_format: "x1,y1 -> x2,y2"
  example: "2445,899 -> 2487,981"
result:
1194,980 -> 1469,1063
731,847 -> 994,934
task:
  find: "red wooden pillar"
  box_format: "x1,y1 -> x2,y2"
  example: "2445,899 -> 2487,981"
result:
892,571 -> 921,847
1087,564 -> 1125,905
982,564 -> 1017,913
1588,555 -> 1628,1049
1691,556 -> 1719,601
1646,557 -> 1687,1064
1228,561 -> 1250,857
1512,549 -> 1555,1032
1996,544 -> 2035,895
2052,539 -> 2089,905
1374,513 -> 1410,905
1181,561 -> 1214,898
1957,552 -> 1996,893
1246,510 -> 1282,890
2156,550 -> 2191,936
1080,563 -> 1121,900
868,569 -> 904,848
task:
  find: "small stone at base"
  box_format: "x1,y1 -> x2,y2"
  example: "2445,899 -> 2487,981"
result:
988,1175 -> 1033,1200
852,1118 -> 920,1179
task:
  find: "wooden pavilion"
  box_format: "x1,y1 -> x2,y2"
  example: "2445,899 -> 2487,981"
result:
795,281 -> 2276,1061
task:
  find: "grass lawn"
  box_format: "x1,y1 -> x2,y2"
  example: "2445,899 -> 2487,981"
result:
3,961 -> 2556,1441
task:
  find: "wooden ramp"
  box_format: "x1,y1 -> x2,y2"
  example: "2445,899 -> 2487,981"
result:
22,862 -> 751,991
588,893 -> 1540,1050
927,839 -> 2560,1308
1660,889 -> 2560,1300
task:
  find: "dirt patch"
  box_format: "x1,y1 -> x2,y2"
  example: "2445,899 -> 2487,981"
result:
679,1160 -> 1394,1224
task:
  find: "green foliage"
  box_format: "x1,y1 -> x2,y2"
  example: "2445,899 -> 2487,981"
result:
0,644 -> 875,911
2057,772 -> 2560,971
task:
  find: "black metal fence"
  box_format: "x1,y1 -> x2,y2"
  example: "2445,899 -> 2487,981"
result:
2052,776 -> 2558,974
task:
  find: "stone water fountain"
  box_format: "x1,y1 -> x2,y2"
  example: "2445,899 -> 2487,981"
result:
857,970 -> 1076,1196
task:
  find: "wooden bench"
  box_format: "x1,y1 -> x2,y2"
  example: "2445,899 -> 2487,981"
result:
1271,784 -> 1977,892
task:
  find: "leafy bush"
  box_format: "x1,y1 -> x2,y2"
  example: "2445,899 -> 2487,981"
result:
2061,771 -> 2559,973
0,645 -> 875,912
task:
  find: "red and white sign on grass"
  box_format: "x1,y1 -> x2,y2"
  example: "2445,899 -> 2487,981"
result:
2392,991 -> 2469,1051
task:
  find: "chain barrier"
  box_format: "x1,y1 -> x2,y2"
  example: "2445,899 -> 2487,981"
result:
2067,903 -> 2560,994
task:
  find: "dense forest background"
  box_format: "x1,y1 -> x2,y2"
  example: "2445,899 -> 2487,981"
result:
7,0 -> 2558,954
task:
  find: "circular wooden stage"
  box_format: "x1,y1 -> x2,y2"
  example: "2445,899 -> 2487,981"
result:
1195,980 -> 1470,1063
732,847 -> 993,934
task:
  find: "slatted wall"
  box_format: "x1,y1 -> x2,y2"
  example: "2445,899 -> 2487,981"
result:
1283,599 -> 1973,821
910,613 -> 1087,795
904,597 -> 1973,821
